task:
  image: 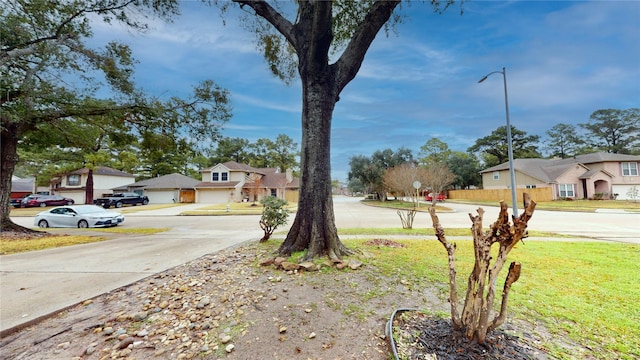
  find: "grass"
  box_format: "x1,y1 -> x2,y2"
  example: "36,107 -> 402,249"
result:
362,199 -> 449,212
0,234 -> 110,255
448,198 -> 640,212
0,227 -> 169,254
337,227 -> 574,238
340,238 -> 640,360
181,202 -> 298,216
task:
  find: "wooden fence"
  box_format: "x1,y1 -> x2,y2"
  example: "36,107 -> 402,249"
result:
448,187 -> 553,203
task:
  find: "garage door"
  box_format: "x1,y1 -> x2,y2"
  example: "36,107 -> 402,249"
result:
612,185 -> 639,200
146,190 -> 176,204
198,189 -> 231,204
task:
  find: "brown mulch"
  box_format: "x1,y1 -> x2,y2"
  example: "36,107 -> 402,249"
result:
389,310 -> 549,360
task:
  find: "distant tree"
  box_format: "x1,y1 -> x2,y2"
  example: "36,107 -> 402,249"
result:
544,123 -> 584,158
212,0 -> 456,260
579,108 -> 640,154
348,155 -> 382,196
210,137 -> 251,164
246,172 -> 264,204
348,147 -> 415,200
424,163 -> 456,205
419,137 -> 452,167
446,151 -> 482,189
346,177 -> 366,194
248,138 -> 274,168
270,134 -> 299,173
468,125 -> 541,168
246,134 -> 299,173
383,163 -> 429,203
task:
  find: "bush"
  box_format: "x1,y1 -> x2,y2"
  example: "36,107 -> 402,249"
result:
259,196 -> 289,242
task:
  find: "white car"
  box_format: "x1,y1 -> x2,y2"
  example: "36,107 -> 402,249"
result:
34,205 -> 125,228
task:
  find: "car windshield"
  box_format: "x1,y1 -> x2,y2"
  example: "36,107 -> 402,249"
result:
73,206 -> 110,214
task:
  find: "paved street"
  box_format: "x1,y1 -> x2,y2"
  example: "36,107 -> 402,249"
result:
1,197 -> 638,334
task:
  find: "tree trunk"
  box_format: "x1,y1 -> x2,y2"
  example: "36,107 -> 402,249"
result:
0,123 -> 34,232
429,194 -> 536,344
278,75 -> 353,261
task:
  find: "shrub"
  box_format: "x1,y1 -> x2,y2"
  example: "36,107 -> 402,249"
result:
259,196 -> 289,242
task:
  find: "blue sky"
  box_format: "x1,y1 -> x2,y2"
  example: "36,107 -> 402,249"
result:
90,1 -> 640,181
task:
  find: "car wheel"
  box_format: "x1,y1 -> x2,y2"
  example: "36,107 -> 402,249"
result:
38,220 -> 49,228
67,200 -> 73,205
78,220 -> 89,228
39,202 -> 46,207
142,199 -> 149,205
103,204 -> 110,209
115,201 -> 123,208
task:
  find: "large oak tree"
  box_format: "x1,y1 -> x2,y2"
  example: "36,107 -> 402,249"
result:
1,0 -> 230,231
221,1 -> 453,260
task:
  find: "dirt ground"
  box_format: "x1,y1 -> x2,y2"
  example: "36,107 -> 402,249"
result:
0,238 -> 561,360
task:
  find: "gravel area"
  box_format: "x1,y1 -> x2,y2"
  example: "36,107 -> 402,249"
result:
0,238 -> 562,360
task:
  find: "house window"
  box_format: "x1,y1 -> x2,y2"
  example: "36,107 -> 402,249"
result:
221,172 -> 228,181
493,171 -> 499,180
526,185 -> 536,189
67,174 -> 80,186
212,173 -> 219,181
271,189 -> 277,197
622,162 -> 638,176
559,184 -> 574,197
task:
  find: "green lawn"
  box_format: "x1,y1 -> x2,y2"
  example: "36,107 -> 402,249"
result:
343,238 -> 640,359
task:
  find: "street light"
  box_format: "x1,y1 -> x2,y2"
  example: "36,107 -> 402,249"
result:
478,67 -> 518,217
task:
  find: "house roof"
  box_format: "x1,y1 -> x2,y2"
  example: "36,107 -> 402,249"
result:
195,181 -> 241,189
121,173 -> 200,190
480,152 -> 640,183
201,161 -> 264,174
10,177 -> 35,193
70,166 -> 135,178
252,171 -> 300,189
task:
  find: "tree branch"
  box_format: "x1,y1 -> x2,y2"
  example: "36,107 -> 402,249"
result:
333,0 -> 400,93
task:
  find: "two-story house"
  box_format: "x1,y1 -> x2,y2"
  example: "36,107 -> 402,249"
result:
51,167 -> 136,204
480,152 -> 640,200
195,161 -> 299,204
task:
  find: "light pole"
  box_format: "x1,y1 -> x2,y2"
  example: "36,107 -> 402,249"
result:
478,67 -> 518,217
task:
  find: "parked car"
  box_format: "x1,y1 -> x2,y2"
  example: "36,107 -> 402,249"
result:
21,194 -> 74,208
34,205 -> 124,228
95,192 -> 149,209
10,195 -> 27,208
425,193 -> 446,202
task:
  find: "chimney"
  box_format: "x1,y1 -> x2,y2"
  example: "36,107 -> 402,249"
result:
286,169 -> 293,183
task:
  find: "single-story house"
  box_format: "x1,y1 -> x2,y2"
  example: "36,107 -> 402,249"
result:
195,161 -> 299,204
114,173 -> 200,204
481,152 -> 640,200
51,166 -> 136,204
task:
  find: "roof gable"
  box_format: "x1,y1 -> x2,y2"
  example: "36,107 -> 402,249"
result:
124,173 -> 200,189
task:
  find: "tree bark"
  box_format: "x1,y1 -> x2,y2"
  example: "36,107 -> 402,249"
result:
278,73 -> 353,260
236,0 -> 401,260
0,122 -> 34,232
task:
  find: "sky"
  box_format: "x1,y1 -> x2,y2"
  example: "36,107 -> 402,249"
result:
89,1 -> 640,182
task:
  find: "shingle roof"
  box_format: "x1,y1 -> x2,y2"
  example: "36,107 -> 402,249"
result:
10,177 -> 35,192
70,166 -> 134,178
123,173 -> 200,190
480,152 -> 640,183
195,181 -> 240,188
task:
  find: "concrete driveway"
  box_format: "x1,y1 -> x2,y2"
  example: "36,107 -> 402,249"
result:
1,197 -> 638,334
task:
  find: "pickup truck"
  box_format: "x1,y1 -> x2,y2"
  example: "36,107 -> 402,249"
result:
95,192 -> 149,209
